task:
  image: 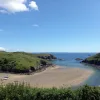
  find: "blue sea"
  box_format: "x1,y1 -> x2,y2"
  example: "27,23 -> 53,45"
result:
50,53 -> 100,86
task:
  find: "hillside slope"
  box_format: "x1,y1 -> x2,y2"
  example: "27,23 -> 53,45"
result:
82,53 -> 100,66
0,51 -> 56,73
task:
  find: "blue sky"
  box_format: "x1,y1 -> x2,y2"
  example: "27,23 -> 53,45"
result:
0,0 -> 100,52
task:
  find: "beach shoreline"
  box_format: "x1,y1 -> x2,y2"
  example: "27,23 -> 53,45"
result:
0,65 -> 94,88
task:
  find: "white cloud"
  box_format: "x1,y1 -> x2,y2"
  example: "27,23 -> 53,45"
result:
0,29 -> 3,32
0,47 -> 5,51
32,24 -> 39,27
29,1 -> 38,11
0,0 -> 38,13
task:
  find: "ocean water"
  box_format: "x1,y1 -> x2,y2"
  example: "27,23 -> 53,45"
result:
51,53 -> 100,86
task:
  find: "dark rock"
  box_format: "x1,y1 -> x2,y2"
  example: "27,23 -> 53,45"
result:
75,58 -> 83,61
58,58 -> 65,61
40,60 -> 47,65
37,54 -> 57,60
81,53 -> 100,68
30,66 -> 36,71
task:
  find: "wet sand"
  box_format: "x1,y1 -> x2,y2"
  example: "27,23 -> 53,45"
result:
0,66 -> 94,88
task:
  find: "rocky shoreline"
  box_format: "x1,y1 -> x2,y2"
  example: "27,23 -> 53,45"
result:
81,53 -> 100,69
81,61 -> 100,69
37,54 -> 57,60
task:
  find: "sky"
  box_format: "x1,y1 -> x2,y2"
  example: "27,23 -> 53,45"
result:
0,0 -> 100,52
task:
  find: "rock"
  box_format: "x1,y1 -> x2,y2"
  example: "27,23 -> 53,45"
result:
58,58 -> 65,61
75,58 -> 83,61
30,66 -> 36,71
81,53 -> 100,66
37,54 -> 57,60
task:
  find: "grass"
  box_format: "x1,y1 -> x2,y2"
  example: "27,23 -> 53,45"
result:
86,53 -> 100,61
83,53 -> 100,66
0,51 -> 52,73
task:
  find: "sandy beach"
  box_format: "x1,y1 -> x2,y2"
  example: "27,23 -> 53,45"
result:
0,66 -> 94,88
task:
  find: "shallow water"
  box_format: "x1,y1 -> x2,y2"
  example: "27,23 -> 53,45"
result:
51,53 -> 100,86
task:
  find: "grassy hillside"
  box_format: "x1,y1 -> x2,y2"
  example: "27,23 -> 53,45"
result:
82,53 -> 100,65
0,51 -> 55,73
0,83 -> 100,100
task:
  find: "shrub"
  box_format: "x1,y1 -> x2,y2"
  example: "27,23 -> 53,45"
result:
0,83 -> 100,100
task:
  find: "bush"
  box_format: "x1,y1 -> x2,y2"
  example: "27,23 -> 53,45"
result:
0,83 -> 100,100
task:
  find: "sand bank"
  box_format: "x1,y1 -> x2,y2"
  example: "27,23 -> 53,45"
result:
0,66 -> 94,88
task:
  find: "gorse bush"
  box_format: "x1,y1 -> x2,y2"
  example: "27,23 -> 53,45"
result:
0,83 -> 100,100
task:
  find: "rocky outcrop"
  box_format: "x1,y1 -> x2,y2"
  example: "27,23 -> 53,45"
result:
37,54 -> 57,60
58,58 -> 65,61
81,53 -> 100,66
75,58 -> 83,61
82,59 -> 100,65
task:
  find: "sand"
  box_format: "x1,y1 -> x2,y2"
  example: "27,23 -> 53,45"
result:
0,66 -> 94,88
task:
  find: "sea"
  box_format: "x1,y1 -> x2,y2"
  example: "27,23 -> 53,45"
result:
50,53 -> 100,86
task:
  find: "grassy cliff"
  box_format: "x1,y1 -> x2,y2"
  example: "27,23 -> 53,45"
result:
0,51 -> 56,73
82,53 -> 100,66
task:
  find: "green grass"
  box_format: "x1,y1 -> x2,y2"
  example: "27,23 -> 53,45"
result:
0,51 -> 52,73
83,53 -> 100,65
86,53 -> 100,61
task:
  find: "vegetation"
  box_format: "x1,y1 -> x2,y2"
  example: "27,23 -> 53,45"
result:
82,53 -> 100,66
0,51 -> 55,73
0,83 -> 100,100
